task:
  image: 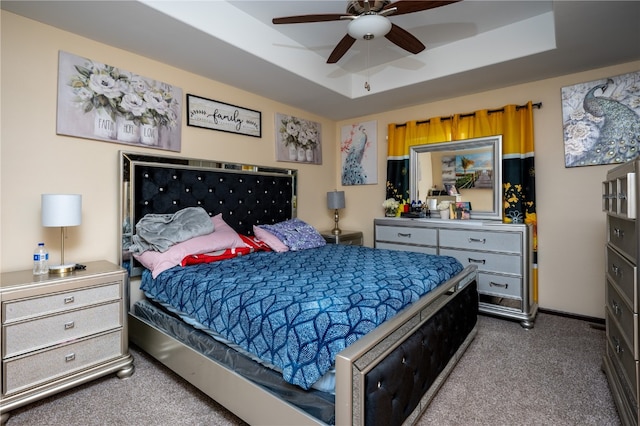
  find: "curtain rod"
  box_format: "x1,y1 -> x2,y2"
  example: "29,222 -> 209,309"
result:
395,102 -> 542,128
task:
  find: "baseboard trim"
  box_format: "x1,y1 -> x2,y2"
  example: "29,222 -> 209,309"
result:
538,307 -> 605,325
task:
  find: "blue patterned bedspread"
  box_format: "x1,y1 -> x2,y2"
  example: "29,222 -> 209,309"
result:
140,245 -> 463,390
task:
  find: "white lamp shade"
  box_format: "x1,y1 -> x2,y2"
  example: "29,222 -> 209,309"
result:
348,14 -> 392,40
327,191 -> 346,210
42,194 -> 82,227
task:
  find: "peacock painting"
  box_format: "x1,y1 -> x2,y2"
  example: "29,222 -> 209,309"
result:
562,71 -> 640,167
341,121 -> 377,185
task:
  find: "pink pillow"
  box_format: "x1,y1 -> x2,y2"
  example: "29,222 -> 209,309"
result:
134,213 -> 244,278
253,225 -> 289,252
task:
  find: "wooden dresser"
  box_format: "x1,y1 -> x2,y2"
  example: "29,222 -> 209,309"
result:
374,217 -> 536,328
0,260 -> 134,424
602,159 -> 640,426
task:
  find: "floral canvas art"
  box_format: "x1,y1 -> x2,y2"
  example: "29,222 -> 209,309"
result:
275,113 -> 321,164
57,51 -> 182,152
562,70 -> 640,167
341,121 -> 377,185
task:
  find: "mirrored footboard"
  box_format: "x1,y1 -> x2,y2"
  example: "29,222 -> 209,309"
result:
335,266 -> 478,425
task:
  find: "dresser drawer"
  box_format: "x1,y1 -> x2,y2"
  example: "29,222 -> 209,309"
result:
2,330 -> 123,395
606,310 -> 639,401
3,301 -> 122,358
439,229 -> 521,253
439,248 -> 522,276
375,226 -> 437,247
375,242 -> 437,255
607,279 -> 638,357
2,283 -> 121,323
607,245 -> 638,311
608,216 -> 637,263
477,272 -> 522,299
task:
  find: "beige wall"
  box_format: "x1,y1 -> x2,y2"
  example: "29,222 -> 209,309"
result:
3,10 -> 639,319
336,62 -> 640,319
0,11 -> 337,273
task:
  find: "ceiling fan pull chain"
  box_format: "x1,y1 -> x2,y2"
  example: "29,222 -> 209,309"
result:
365,41 -> 371,91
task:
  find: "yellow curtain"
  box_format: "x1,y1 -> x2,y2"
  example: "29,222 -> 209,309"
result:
386,102 -> 538,302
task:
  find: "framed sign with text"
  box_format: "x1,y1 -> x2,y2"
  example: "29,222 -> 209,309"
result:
186,94 -> 261,138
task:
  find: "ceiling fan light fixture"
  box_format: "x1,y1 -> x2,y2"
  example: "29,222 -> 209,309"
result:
347,14 -> 391,40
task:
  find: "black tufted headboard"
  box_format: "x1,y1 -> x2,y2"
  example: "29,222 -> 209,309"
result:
119,151 -> 297,276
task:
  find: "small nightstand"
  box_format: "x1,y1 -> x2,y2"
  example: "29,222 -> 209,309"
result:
0,260 -> 134,424
321,230 -> 363,246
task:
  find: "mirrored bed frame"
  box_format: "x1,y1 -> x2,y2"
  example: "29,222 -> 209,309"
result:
119,151 -> 478,425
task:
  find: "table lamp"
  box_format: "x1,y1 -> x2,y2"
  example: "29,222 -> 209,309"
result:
42,194 -> 82,274
327,190 -> 345,235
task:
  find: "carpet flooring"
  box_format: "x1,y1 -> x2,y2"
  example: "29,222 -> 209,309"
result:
4,312 -> 621,425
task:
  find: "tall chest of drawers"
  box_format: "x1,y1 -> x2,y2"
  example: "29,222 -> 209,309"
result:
0,260 -> 134,424
602,159 -> 640,426
375,218 -> 537,328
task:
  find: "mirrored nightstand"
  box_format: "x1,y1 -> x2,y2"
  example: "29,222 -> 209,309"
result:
320,230 -> 363,246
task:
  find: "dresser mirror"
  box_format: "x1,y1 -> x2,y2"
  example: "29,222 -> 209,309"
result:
409,135 -> 503,221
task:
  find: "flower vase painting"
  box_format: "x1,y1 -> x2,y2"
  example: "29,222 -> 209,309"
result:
56,51 -> 182,152
275,113 -> 322,164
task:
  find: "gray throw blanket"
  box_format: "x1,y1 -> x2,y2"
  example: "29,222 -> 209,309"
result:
129,207 -> 214,254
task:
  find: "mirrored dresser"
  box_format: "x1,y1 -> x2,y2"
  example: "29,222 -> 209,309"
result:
374,217 -> 537,328
602,158 -> 640,426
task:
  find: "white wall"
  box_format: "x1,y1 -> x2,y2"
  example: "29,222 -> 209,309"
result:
3,10 -> 639,319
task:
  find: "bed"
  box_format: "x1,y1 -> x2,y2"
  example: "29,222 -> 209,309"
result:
119,151 -> 478,425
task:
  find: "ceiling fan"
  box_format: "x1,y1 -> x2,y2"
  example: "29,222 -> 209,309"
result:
272,0 -> 461,64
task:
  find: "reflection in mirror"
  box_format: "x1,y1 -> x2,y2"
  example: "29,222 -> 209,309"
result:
409,136 -> 502,220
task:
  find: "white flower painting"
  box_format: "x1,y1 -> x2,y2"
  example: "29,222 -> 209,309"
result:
56,51 -> 182,152
275,113 -> 321,164
561,71 -> 640,167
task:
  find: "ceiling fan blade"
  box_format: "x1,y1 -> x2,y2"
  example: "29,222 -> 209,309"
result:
327,34 -> 357,63
385,24 -> 425,54
272,14 -> 347,25
383,0 -> 460,16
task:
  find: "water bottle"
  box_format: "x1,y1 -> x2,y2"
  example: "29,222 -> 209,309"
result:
33,242 -> 49,275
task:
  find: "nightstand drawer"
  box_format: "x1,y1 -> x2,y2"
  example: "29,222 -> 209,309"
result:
3,330 -> 123,395
439,229 -> 521,253
440,248 -> 522,275
375,226 -> 437,246
3,283 -> 121,323
3,301 -> 122,358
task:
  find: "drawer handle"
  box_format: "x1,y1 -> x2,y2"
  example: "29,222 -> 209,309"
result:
468,258 -> 486,264
611,299 -> 622,316
613,228 -> 624,238
611,264 -> 622,277
468,237 -> 486,244
64,296 -> 75,304
65,353 -> 76,362
489,281 -> 509,289
397,233 -> 411,238
64,321 -> 75,330
612,336 -> 623,355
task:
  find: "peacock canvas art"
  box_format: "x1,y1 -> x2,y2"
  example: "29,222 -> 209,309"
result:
341,121 -> 377,185
562,70 -> 640,168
